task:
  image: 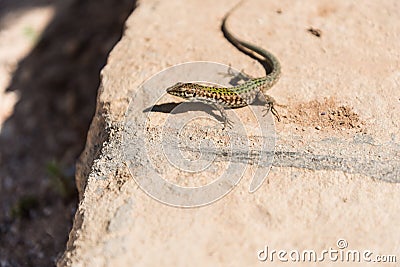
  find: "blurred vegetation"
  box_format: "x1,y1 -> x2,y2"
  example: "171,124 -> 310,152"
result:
47,160 -> 76,200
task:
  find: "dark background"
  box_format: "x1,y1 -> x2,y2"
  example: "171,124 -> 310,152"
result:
0,0 -> 135,265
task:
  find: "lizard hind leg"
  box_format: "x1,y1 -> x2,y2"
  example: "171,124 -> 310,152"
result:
262,95 -> 285,122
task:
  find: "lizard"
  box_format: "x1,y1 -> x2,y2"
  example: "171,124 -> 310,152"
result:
166,1 -> 282,128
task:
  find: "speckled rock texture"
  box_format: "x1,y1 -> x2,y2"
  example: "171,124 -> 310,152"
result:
58,0 -> 400,266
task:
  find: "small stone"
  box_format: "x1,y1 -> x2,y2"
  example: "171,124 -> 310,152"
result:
307,27 -> 322,37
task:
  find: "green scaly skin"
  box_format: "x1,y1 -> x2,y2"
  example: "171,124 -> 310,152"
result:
166,1 -> 281,128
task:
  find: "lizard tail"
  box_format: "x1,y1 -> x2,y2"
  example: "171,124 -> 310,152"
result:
221,0 -> 281,79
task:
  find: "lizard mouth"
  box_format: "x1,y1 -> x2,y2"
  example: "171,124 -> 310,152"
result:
166,82 -> 190,97
166,84 -> 183,96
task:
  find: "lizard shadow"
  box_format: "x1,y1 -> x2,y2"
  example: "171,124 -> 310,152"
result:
144,102 -> 225,122
144,95 -> 268,123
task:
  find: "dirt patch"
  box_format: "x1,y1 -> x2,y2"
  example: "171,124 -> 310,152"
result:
282,97 -> 365,132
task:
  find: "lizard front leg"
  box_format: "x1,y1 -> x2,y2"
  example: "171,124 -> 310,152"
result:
189,98 -> 233,129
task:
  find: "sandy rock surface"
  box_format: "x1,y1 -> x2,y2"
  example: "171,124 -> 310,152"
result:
59,0 -> 400,266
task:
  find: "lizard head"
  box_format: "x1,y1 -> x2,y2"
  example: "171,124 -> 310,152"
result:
166,82 -> 197,99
